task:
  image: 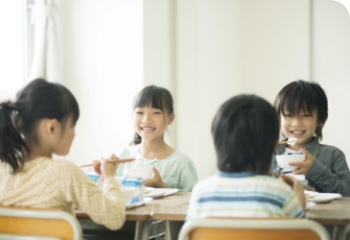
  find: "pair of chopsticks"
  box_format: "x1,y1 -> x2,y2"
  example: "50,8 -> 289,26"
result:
279,140 -> 296,145
269,170 -> 316,192
79,158 -> 136,168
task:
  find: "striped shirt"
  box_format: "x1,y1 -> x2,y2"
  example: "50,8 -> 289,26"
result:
186,172 -> 305,221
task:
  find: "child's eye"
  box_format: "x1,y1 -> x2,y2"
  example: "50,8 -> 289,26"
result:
154,112 -> 161,115
136,112 -> 143,114
303,114 -> 311,117
285,114 -> 292,117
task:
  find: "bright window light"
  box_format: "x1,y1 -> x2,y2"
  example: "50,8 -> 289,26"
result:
0,1 -> 24,100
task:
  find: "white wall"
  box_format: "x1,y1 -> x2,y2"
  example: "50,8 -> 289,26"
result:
56,0 -> 143,165
143,0 -> 177,148
177,0 -> 310,179
313,0 -> 350,163
53,0 -> 350,180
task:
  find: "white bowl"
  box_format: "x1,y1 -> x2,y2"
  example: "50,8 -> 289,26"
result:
123,168 -> 153,180
120,187 -> 135,205
115,176 -> 124,187
276,154 -> 305,171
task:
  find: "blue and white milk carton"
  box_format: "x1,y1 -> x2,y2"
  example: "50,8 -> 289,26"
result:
122,177 -> 145,204
85,168 -> 101,183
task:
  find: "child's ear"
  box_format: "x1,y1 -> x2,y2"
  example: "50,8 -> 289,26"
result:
46,119 -> 58,136
168,113 -> 175,125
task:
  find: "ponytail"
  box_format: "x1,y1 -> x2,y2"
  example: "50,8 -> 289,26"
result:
0,102 -> 28,173
0,79 -> 79,173
131,132 -> 142,146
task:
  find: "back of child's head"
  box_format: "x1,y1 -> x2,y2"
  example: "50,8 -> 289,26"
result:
212,94 -> 279,174
0,79 -> 80,173
274,80 -> 328,140
131,85 -> 174,145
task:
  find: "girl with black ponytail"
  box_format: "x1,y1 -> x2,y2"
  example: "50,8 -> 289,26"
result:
0,79 -> 125,230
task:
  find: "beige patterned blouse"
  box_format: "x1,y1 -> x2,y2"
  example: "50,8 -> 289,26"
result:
0,157 -> 125,230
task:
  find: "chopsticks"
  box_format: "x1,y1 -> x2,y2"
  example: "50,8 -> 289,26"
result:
79,158 -> 136,168
279,140 -> 295,145
269,170 -> 316,192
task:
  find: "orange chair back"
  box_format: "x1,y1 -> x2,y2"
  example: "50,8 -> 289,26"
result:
190,227 -> 321,240
0,206 -> 79,240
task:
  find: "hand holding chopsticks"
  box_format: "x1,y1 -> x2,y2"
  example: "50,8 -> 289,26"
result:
81,154 -> 136,178
79,158 -> 136,168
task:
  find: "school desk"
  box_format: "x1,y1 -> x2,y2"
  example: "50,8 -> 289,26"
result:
76,193 -> 350,240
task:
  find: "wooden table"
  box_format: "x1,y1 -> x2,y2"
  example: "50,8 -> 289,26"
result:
76,192 -> 190,240
76,193 -> 350,240
77,193 -> 350,225
306,197 -> 350,226
76,192 -> 190,221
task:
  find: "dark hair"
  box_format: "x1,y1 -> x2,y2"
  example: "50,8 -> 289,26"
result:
131,85 -> 174,145
0,79 -> 80,173
274,80 -> 328,140
212,95 -> 279,174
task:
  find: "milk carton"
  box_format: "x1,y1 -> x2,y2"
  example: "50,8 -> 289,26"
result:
85,168 -> 100,183
121,177 -> 145,204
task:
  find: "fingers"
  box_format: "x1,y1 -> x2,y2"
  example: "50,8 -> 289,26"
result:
301,149 -> 310,157
292,168 -> 306,175
93,165 -> 102,175
107,154 -> 119,162
289,162 -> 306,167
152,166 -> 160,175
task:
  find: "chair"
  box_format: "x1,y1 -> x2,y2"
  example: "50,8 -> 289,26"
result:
0,206 -> 82,240
178,218 -> 330,240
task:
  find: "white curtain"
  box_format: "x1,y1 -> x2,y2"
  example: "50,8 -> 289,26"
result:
30,0 -> 63,84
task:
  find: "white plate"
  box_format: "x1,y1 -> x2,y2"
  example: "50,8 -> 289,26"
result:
309,193 -> 342,203
126,197 -> 152,210
144,188 -> 179,199
145,187 -> 154,194
304,190 -> 319,198
306,201 -> 316,210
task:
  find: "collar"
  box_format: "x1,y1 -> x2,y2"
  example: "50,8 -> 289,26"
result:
218,171 -> 258,178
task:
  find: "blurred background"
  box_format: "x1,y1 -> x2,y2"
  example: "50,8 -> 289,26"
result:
1,0 -> 350,180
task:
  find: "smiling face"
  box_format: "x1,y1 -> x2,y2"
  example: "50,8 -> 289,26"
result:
280,109 -> 322,150
132,105 -> 174,143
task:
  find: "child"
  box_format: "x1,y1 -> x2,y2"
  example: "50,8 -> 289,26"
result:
117,85 -> 198,192
186,94 -> 305,221
0,79 -> 125,230
271,80 -> 350,196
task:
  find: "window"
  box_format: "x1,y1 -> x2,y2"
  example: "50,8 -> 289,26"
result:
0,1 -> 26,100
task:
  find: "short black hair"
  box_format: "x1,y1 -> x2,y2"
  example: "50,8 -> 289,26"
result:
212,94 -> 279,174
274,80 -> 328,140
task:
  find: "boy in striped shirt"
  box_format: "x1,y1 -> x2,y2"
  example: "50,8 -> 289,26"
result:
186,95 -> 305,221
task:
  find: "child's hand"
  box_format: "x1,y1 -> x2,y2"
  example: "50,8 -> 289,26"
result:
279,174 -> 306,212
289,149 -> 314,175
145,166 -> 168,188
94,154 -> 119,179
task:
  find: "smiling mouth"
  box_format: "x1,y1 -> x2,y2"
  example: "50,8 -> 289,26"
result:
141,127 -> 155,133
290,130 -> 305,135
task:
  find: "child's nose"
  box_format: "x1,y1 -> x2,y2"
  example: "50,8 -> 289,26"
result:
142,114 -> 152,122
292,117 -> 302,126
